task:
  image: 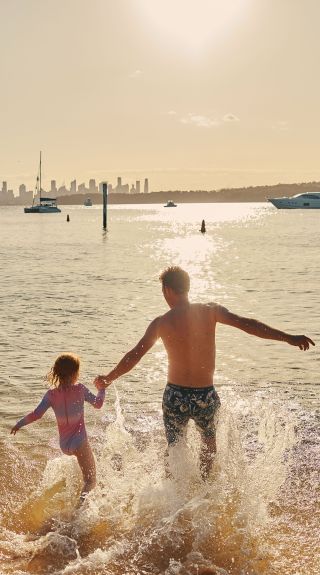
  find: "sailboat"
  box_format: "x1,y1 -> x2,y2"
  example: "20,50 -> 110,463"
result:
24,153 -> 61,213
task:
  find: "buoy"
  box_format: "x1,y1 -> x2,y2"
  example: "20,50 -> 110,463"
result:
67,214 -> 70,222
200,219 -> 206,233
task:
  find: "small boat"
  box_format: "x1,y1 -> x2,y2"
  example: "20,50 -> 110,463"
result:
24,153 -> 61,213
84,197 -> 93,206
24,197 -> 61,213
268,192 -> 320,209
164,200 -> 177,207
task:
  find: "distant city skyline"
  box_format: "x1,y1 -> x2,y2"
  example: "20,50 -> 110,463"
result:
0,176 -> 150,203
1,1 -> 320,191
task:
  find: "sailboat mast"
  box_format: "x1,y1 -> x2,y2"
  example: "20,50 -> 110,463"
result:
39,151 -> 42,198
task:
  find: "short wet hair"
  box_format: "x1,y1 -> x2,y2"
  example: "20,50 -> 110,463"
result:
46,353 -> 80,388
159,266 -> 190,294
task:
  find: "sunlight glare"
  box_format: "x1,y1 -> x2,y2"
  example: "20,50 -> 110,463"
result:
135,0 -> 252,57
154,234 -> 222,297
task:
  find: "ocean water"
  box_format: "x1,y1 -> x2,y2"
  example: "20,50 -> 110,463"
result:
0,203 -> 319,575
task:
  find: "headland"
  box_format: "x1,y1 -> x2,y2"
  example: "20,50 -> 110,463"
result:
1,181 -> 320,206
57,182 -> 320,205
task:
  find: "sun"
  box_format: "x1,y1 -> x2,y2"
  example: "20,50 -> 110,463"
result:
135,0 -> 252,58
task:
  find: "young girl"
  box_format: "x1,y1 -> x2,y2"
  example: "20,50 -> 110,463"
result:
11,353 -> 106,502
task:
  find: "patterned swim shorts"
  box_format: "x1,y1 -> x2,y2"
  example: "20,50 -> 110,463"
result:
162,383 -> 220,445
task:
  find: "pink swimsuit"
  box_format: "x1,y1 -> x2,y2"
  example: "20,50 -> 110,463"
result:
16,384 -> 105,454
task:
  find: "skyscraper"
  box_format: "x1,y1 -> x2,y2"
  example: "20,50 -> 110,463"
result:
50,180 -> 57,195
122,184 -> 129,194
144,178 -> 149,194
18,184 -> 32,203
116,177 -> 122,192
89,179 -> 97,193
70,180 -> 77,194
136,180 -> 140,194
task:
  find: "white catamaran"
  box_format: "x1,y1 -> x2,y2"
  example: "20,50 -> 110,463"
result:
24,153 -> 61,213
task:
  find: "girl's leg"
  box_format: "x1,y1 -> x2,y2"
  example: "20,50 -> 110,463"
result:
74,441 -> 96,501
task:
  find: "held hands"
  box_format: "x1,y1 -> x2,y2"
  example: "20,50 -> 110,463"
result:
94,375 -> 111,390
10,424 -> 20,435
288,335 -> 315,351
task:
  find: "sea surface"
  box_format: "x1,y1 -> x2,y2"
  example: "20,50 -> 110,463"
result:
0,203 -> 319,575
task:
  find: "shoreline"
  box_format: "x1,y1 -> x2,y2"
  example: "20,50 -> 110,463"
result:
2,181 -> 320,206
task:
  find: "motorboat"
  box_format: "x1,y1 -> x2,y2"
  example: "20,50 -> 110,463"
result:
84,197 -> 93,206
164,200 -> 177,207
268,192 -> 320,209
24,153 -> 61,213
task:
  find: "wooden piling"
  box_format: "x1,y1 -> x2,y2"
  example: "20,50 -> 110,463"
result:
102,182 -> 108,230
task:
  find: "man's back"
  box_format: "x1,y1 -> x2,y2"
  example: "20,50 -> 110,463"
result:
158,302 -> 217,387
94,266 -> 314,393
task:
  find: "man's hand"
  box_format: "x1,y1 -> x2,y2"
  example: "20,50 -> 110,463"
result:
287,335 -> 315,350
94,375 -> 111,390
10,424 -> 19,435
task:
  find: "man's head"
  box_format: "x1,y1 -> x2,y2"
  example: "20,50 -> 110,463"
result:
159,266 -> 190,306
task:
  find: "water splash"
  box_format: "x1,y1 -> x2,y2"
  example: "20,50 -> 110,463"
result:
1,390 -> 317,575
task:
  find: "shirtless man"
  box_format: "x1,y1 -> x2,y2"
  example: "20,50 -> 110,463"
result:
94,266 -> 314,478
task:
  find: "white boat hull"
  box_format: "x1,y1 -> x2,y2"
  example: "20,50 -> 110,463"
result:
268,194 -> 320,209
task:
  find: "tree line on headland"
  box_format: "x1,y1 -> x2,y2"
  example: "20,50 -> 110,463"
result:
1,181 -> 320,205
57,181 -> 320,205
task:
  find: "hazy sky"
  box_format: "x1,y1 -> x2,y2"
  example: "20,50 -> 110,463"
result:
1,0 -> 320,192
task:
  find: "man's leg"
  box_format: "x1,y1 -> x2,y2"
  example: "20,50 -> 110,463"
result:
163,415 -> 188,478
163,430 -> 187,478
74,440 -> 96,501
193,388 -> 220,480
199,433 -> 217,480
162,385 -> 189,477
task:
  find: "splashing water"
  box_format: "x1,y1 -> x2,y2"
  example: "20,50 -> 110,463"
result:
1,386 -> 317,575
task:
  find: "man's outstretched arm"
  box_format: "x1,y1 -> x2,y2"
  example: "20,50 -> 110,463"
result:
94,317 -> 160,388
215,306 -> 315,350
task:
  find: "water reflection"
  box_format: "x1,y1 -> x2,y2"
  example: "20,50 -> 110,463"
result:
0,203 -> 318,575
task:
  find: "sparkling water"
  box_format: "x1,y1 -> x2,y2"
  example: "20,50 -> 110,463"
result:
0,203 -> 318,574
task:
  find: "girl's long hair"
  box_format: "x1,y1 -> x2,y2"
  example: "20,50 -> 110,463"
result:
46,353 -> 80,388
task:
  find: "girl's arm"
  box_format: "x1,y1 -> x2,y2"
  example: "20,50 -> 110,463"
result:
11,392 -> 51,435
82,385 -> 105,409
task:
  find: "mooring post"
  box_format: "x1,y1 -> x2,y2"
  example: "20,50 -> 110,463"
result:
102,182 -> 108,230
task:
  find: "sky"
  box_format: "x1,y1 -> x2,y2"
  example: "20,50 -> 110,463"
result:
1,0 -> 320,192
